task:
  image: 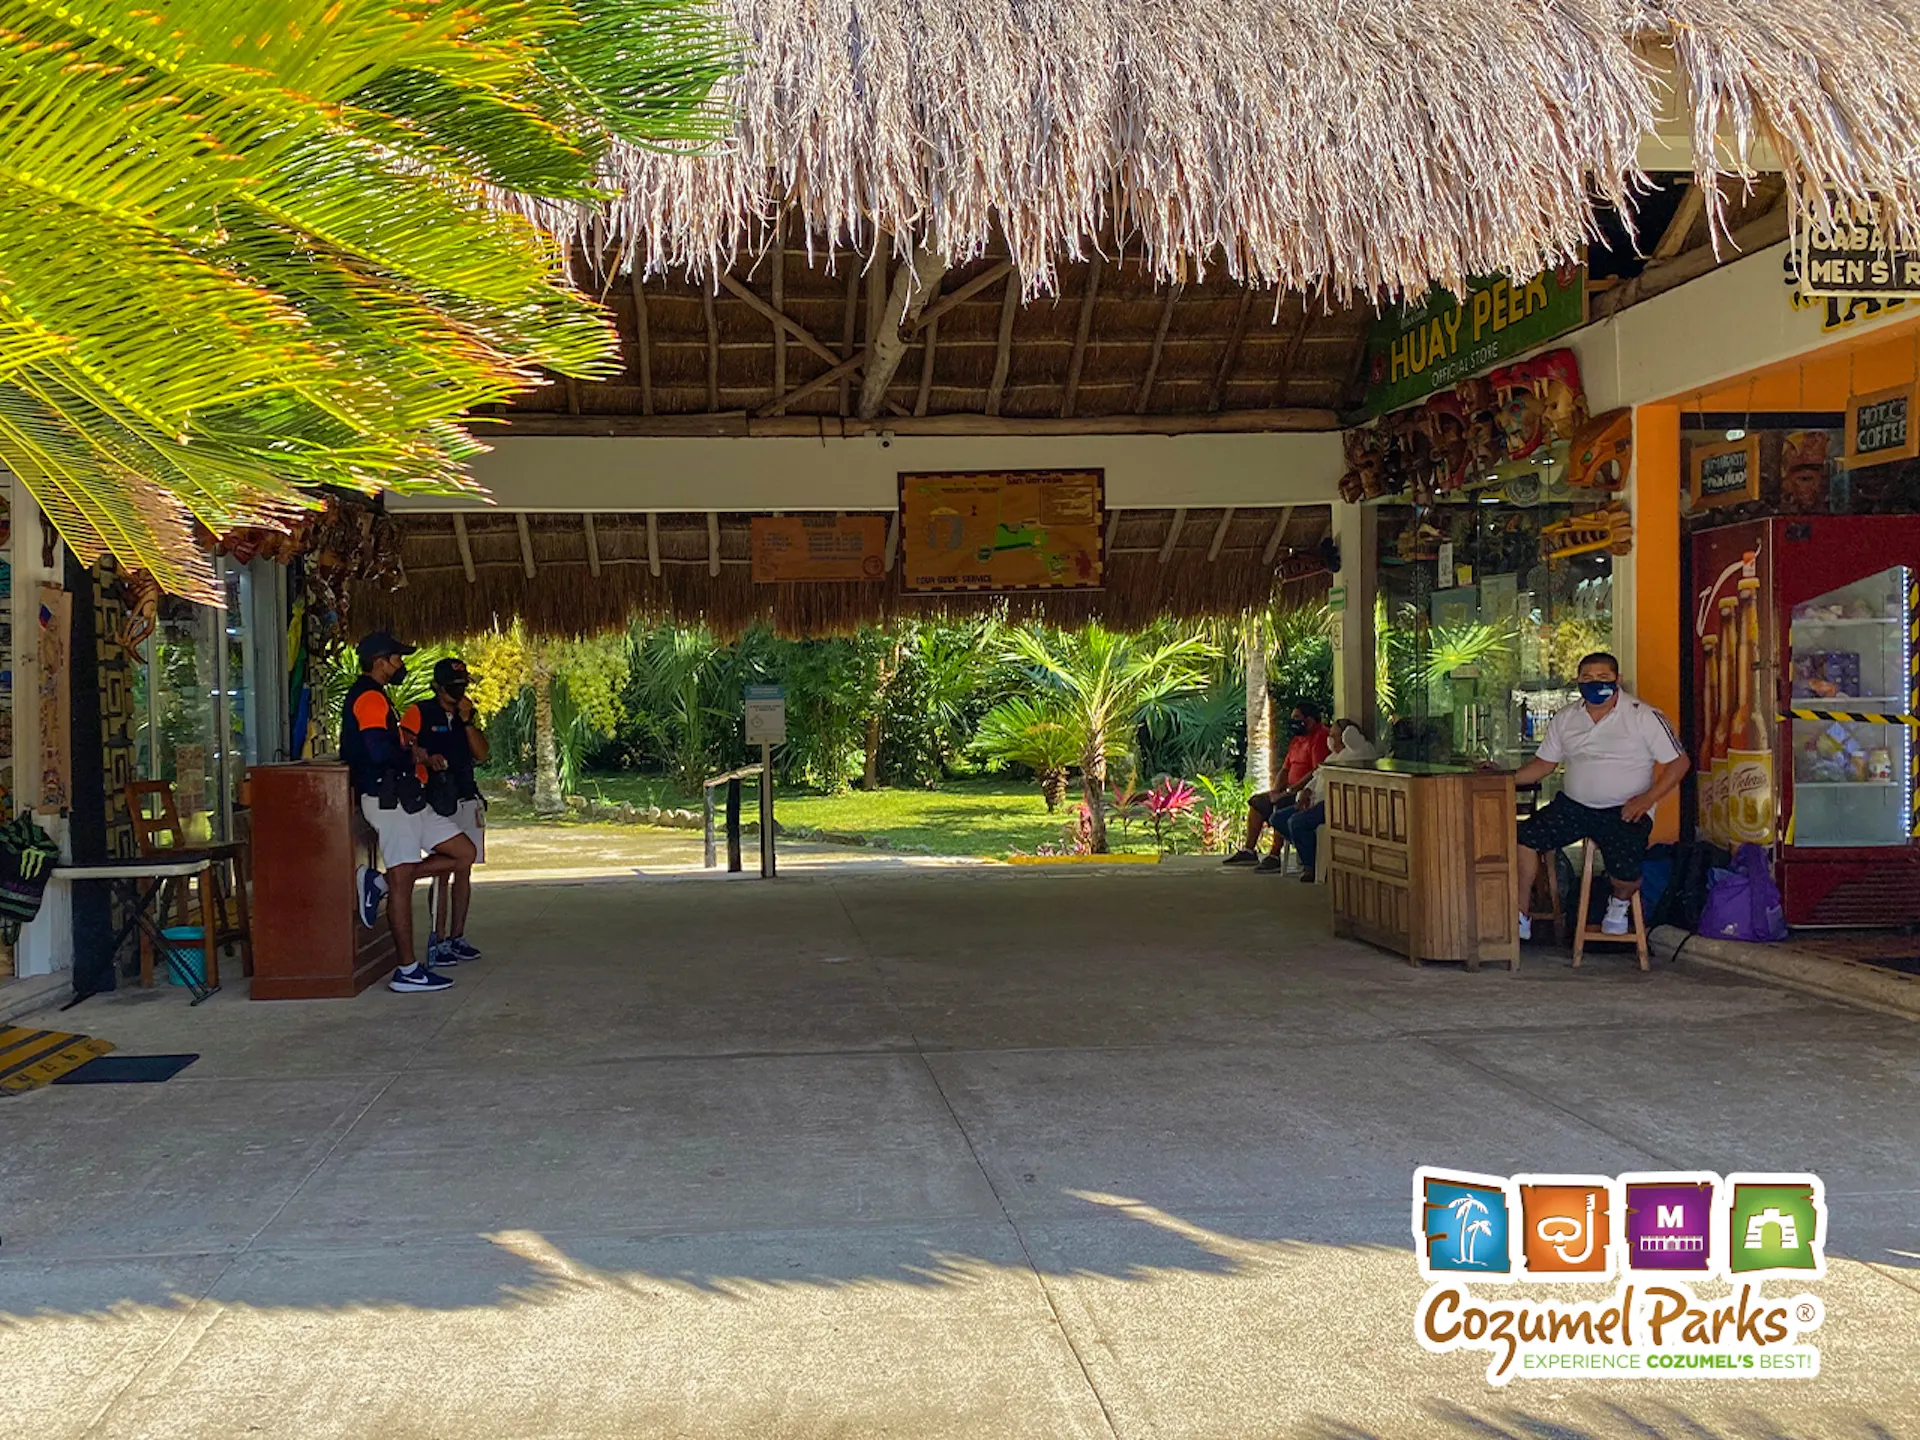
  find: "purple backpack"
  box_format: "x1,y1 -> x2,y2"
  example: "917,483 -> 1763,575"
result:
1697,844 -> 1787,943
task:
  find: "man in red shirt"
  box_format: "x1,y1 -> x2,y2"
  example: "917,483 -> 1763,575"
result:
1223,700 -> 1331,868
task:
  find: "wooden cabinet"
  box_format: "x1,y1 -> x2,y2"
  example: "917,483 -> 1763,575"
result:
247,763 -> 395,999
1325,762 -> 1518,970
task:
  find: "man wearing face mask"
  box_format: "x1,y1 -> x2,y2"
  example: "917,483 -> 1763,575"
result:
341,631 -> 476,993
1224,700 -> 1331,867
1511,652 -> 1690,939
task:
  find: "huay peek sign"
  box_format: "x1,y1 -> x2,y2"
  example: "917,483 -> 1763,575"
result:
1363,263 -> 1587,416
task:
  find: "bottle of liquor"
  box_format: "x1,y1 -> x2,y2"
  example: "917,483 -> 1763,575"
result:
1698,631 -> 1719,839
1728,554 -> 1776,845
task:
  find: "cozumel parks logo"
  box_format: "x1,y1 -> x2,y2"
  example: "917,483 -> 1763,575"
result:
1414,1167 -> 1825,1385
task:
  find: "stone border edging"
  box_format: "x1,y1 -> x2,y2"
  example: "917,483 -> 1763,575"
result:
1649,925 -> 1920,1022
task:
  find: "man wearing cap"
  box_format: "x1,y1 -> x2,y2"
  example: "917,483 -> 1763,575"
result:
342,632 -> 475,993
401,657 -> 488,966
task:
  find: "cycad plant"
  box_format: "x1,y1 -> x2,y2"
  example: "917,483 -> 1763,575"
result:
971,696 -> 1081,811
0,0 -> 729,596
1003,624 -> 1213,851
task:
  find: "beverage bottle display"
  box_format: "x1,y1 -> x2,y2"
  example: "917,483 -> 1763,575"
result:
1698,631 -> 1719,839
1709,594 -> 1738,843
1727,558 -> 1776,844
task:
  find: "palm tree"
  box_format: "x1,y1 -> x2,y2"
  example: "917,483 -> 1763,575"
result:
971,697 -> 1082,811
0,0 -> 730,596
1003,624 -> 1214,851
628,624 -> 733,792
1447,1194 -> 1493,1266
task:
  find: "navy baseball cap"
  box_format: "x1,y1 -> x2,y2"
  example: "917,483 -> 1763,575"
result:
355,630 -> 417,667
432,657 -> 476,691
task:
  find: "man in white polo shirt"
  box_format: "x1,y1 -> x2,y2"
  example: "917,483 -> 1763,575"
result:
1512,652 -> 1691,939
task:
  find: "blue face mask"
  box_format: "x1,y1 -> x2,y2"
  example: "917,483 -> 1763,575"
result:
1579,680 -> 1617,706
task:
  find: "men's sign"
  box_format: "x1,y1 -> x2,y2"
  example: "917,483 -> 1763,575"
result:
1363,264 -> 1587,416
1795,197 -> 1920,298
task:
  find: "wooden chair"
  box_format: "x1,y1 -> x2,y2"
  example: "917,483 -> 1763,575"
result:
1571,840 -> 1649,971
1516,784 -> 1566,945
125,780 -> 254,985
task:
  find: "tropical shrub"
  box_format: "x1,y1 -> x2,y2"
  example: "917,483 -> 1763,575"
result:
970,696 -> 1081,811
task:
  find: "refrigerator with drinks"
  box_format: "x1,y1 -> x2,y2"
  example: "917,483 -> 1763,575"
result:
1689,516 -> 1920,925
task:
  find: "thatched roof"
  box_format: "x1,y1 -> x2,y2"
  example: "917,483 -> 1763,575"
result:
561,0 -> 1920,300
364,506 -> 1332,639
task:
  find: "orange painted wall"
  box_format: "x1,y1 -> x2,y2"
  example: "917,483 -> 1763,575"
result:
1632,403 -> 1683,843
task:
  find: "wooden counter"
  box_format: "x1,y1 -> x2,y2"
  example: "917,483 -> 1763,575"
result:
1323,761 -> 1518,970
247,763 -> 395,999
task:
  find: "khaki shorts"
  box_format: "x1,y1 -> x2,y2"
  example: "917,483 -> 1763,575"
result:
361,795 -> 464,868
454,797 -> 485,863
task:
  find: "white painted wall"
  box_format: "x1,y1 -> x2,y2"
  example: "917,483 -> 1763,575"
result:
388,430 -> 1346,514
4,469 -> 70,980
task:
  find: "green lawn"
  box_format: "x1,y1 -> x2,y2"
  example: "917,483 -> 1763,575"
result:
483,774 -> 1169,858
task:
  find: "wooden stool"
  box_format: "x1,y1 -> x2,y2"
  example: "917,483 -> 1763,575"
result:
1516,785 -> 1566,946
126,780 -> 254,984
1571,840 -> 1648,970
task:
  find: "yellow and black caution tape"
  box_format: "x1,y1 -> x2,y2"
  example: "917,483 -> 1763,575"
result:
1779,709 -> 1920,726
0,1025 -> 114,1095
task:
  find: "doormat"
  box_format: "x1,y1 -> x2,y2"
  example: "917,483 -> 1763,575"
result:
0,1025 -> 115,1095
52,1053 -> 198,1085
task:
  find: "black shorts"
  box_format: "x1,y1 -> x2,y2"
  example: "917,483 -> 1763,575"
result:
1516,796 -> 1653,881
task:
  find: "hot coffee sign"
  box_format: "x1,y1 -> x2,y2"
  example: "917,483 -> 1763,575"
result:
1845,384 -> 1919,465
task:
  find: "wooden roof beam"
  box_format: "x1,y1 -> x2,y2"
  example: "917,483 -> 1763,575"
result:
646,512 -> 661,577
717,270 -> 843,371
1650,180 -> 1706,263
1134,284 -> 1182,414
629,268 -> 654,416
583,513 -> 601,577
1207,507 -> 1235,562
1060,255 -> 1103,419
908,261 -> 1014,334
452,513 -> 476,584
701,286 -> 719,412
770,218 -> 786,405
1207,288 -> 1256,412
707,511 -> 721,577
1263,506 -> 1295,563
1158,507 -> 1186,564
1275,304 -> 1314,407
516,513 -> 537,577
914,315 -> 938,417
985,272 -> 1020,417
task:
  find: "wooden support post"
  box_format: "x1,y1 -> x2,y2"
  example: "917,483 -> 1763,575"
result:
1207,507 -> 1235,562
985,272 -> 1019,417
702,285 -> 720,412
1135,284 -> 1182,414
646,512 -> 661,577
1158,507 -> 1186,564
1651,181 -> 1706,262
908,261 -> 1013,334
707,511 -> 721,577
583,513 -> 601,577
516,513 -> 537,577
1061,255 -> 1102,419
452,514 -> 476,584
630,269 -> 654,415
859,242 -> 944,420
1263,506 -> 1295,563
1104,508 -> 1122,557
564,375 -> 582,415
1208,288 -> 1256,412
718,271 -> 843,369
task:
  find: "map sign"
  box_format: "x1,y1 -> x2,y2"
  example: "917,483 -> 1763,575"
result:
898,471 -> 1103,592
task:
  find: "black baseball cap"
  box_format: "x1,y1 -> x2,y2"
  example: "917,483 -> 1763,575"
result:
432,657 -> 477,691
355,630 -> 417,667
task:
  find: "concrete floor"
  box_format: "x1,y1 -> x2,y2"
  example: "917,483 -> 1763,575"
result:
2,866 -> 1917,1439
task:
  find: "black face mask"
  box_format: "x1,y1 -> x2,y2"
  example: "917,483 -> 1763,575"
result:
389,661 -> 408,685
1287,718 -> 1309,737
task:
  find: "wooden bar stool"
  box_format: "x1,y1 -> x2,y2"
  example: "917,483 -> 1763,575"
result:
1571,840 -> 1649,971
1516,785 -> 1567,946
125,780 -> 254,984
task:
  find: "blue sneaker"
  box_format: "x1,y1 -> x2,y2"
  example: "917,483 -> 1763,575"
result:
355,865 -> 387,928
389,964 -> 453,993
426,938 -> 458,968
444,937 -> 482,962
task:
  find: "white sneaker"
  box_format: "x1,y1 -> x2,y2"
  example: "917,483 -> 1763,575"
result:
1602,898 -> 1632,936
1517,911 -> 1532,942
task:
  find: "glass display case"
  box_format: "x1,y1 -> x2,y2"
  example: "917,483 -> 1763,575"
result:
1787,565 -> 1912,848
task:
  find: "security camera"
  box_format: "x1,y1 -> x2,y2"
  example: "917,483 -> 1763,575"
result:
879,429 -> 894,448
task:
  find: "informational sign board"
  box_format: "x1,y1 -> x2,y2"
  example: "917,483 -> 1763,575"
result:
1845,384 -> 1919,464
1794,197 -> 1920,298
743,684 -> 786,746
1362,264 -> 1587,416
750,515 -> 887,583
1690,436 -> 1761,510
898,470 -> 1103,592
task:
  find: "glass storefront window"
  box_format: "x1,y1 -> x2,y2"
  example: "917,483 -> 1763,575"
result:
1375,455 -> 1613,773
1788,564 -> 1912,848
